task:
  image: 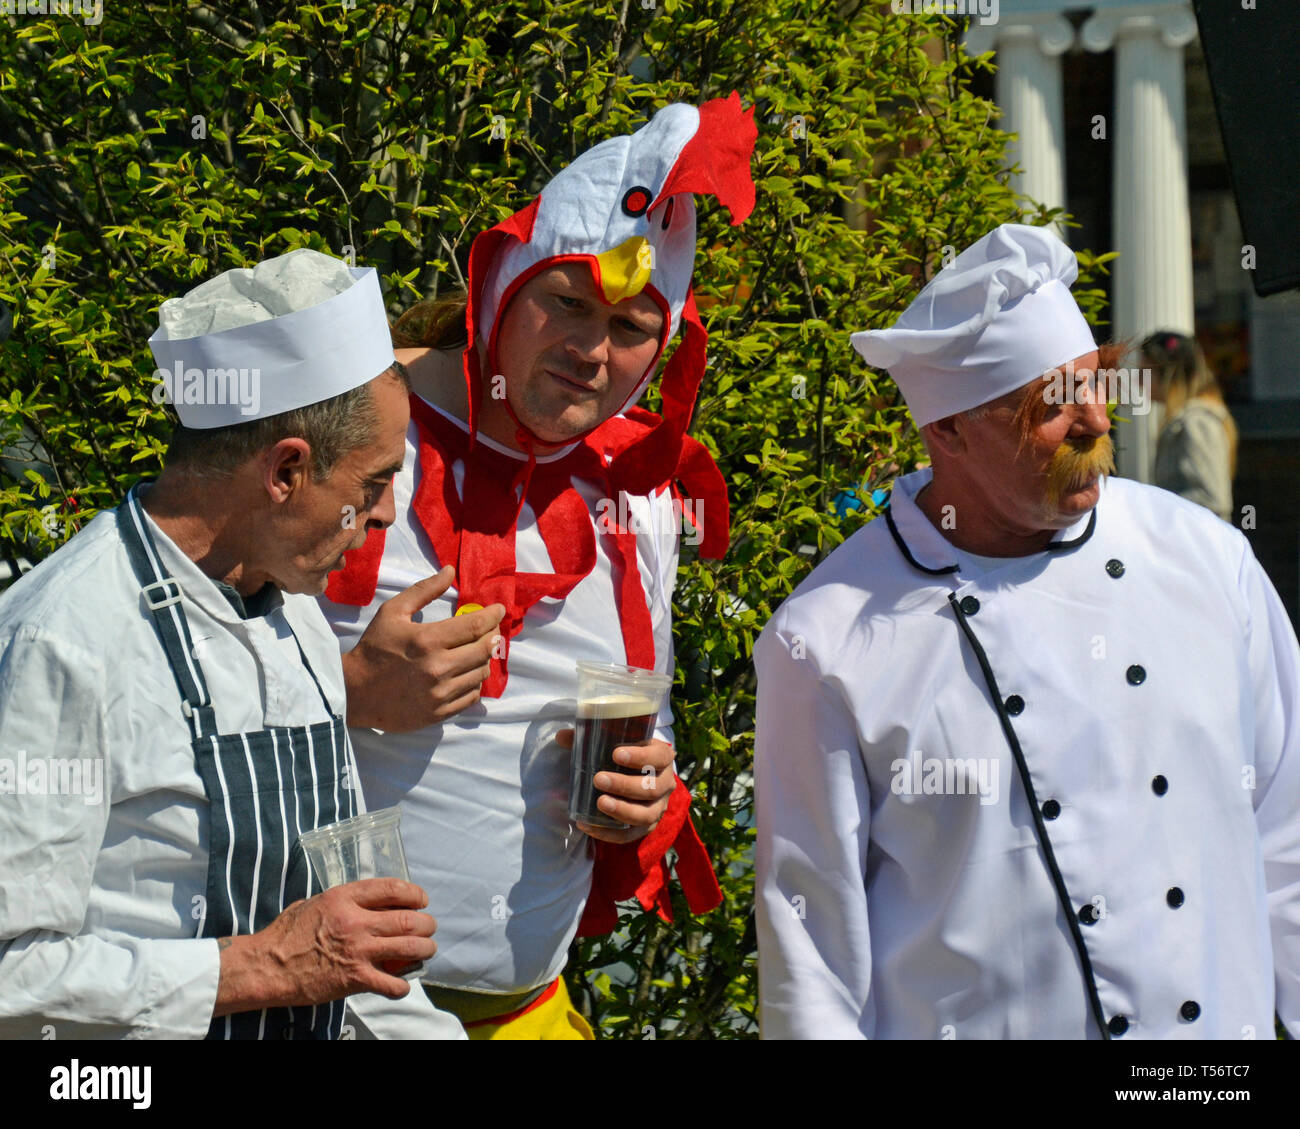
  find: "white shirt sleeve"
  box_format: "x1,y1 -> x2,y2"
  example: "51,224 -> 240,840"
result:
0,628 -> 220,1039
1238,546 -> 1300,1037
754,621 -> 875,1039
343,987 -> 468,1040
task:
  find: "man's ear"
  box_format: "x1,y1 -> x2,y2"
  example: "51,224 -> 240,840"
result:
921,415 -> 967,461
263,438 -> 313,503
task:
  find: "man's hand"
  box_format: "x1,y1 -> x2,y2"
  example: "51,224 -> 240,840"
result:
213,878 -> 437,1017
342,566 -> 505,732
556,728 -> 677,844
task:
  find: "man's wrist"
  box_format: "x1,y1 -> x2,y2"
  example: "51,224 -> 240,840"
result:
340,650 -> 375,728
212,932 -> 284,1018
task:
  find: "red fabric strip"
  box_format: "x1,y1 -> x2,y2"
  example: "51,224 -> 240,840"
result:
576,778 -> 723,937
324,525 -> 386,606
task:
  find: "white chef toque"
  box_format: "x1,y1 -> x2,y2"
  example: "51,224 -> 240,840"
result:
850,224 -> 1097,428
148,248 -> 397,429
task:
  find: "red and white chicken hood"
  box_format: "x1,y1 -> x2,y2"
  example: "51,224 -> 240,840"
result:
463,92 -> 757,464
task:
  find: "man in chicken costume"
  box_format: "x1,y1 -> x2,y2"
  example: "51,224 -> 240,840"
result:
321,96 -> 754,1038
756,223 -> 1300,1040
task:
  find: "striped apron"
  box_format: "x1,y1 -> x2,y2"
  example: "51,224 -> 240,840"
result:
117,485 -> 358,1040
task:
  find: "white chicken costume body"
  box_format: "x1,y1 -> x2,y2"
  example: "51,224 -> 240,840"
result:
322,97 -> 755,1019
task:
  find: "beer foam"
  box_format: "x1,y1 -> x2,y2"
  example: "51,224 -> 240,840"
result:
577,694 -> 660,720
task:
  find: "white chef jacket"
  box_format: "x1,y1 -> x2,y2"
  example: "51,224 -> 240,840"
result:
320,401 -> 679,997
0,498 -> 464,1039
755,467 -> 1300,1039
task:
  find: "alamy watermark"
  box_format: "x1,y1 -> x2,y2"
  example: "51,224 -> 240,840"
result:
890,748 -> 1000,806
0,750 -> 104,805
49,1060 -> 150,1108
151,362 -> 261,417
1041,363 -> 1152,416
890,0 -> 998,27
2,0 -> 102,25
595,494 -> 704,547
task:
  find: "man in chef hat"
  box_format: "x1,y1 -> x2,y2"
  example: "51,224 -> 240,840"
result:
755,223 -> 1300,1039
0,248 -> 464,1039
321,96 -> 755,1037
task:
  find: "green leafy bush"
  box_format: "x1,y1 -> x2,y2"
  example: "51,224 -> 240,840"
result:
0,1 -> 1111,1037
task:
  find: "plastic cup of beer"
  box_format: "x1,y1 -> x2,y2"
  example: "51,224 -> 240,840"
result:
298,807 -> 423,978
569,661 -> 673,830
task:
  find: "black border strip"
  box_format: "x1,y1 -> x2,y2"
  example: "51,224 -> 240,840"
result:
884,504 -> 958,576
885,497 -> 1097,578
1044,508 -> 1097,553
947,591 -> 1111,1040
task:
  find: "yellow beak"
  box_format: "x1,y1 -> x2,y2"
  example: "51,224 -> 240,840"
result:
594,236 -> 654,304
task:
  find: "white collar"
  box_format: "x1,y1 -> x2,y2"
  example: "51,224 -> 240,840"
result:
886,466 -> 1099,575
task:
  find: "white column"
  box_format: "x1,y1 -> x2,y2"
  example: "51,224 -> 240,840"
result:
966,13 -> 1074,232
1083,2 -> 1199,482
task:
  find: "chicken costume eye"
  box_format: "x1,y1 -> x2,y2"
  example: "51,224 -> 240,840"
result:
621,185 -> 652,217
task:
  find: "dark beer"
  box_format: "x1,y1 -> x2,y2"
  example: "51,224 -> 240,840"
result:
568,694 -> 659,829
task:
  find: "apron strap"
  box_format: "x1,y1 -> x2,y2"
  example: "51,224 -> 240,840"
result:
119,482 -> 346,729
285,628 -> 342,722
115,483 -> 218,740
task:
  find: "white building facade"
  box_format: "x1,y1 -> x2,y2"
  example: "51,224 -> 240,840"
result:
966,0 -> 1299,481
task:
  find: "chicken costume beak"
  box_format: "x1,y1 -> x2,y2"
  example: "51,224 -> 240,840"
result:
595,236 -> 654,304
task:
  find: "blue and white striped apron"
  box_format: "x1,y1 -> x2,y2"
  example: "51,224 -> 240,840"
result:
117,484 -> 358,1040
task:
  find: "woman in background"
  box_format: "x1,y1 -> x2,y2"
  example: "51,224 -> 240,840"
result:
1142,330 -> 1237,522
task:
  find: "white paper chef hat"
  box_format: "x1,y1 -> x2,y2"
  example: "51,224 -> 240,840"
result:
850,224 -> 1097,428
148,248 -> 396,429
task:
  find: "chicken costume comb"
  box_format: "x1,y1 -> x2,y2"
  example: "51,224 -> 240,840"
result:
464,92 -> 756,491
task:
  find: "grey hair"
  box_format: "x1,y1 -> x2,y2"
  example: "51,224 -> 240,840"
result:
163,363 -> 410,481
